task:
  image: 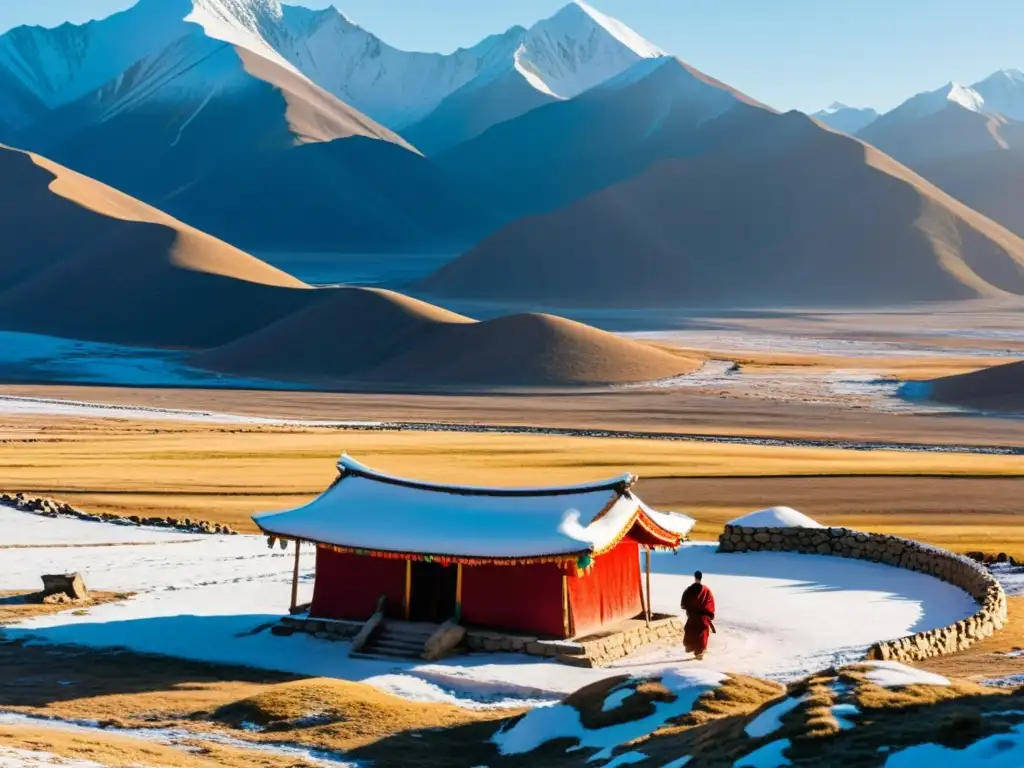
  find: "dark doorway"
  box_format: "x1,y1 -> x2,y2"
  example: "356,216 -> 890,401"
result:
409,562 -> 458,623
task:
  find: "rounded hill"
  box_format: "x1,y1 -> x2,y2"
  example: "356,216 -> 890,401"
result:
193,289 -> 701,389
926,359 -> 1024,412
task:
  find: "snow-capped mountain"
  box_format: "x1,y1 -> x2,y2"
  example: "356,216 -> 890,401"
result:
0,0 -> 665,148
277,5 -> 525,128
511,1 -> 664,100
971,69 -> 1024,121
811,102 -> 879,134
402,1 -> 666,153
273,0 -> 665,150
0,0 -> 298,120
868,70 -> 1024,129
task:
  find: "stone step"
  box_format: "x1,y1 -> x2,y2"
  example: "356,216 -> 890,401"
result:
370,636 -> 426,651
358,647 -> 425,663
350,650 -> 422,661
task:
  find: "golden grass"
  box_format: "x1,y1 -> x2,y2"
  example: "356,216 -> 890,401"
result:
208,677 -> 503,751
2,413 -> 1022,556
0,590 -> 128,625
0,724 -> 317,768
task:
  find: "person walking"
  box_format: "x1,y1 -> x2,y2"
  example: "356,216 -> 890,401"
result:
681,570 -> 716,660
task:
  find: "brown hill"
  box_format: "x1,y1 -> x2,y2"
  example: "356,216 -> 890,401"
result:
193,288 -> 699,388
418,111 -> 1024,308
0,144 -> 314,348
16,38 -> 412,212
858,103 -> 1024,170
918,148 -> 1024,239
927,359 -> 1024,412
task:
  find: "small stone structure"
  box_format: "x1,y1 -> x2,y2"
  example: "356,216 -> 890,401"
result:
2,493 -> 237,535
274,613 -> 685,667
41,573 -> 89,602
718,525 -> 1008,663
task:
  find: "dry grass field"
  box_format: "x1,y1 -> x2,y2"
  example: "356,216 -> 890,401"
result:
1,408 -> 1023,556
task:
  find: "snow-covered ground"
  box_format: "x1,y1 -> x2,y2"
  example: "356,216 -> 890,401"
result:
0,746 -> 105,768
0,395 -> 379,427
0,509 -> 979,708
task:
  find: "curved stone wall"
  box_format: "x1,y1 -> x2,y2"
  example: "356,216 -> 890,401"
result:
718,525 -> 1008,663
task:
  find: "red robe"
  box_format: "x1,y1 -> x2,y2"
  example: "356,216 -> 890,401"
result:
681,583 -> 716,655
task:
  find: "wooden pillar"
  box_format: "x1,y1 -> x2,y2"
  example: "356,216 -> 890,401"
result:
290,539 -> 301,613
403,560 -> 412,621
455,563 -> 464,621
562,573 -> 571,638
644,547 -> 652,627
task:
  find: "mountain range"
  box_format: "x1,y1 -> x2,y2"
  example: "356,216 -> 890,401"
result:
0,0 -> 1023,344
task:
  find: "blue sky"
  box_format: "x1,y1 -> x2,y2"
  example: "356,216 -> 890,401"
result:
2,0 -> 1019,113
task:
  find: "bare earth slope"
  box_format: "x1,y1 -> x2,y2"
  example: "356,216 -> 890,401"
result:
436,56 -> 768,225
8,32 -> 493,255
918,148 -> 1024,239
928,359 -> 1024,412
162,137 -> 502,253
194,287 -> 700,388
19,41 -> 410,207
419,112 -> 1024,308
858,103 -> 1024,169
0,144 -> 313,348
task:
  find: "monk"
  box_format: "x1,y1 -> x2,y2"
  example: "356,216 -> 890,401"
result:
681,570 -> 716,660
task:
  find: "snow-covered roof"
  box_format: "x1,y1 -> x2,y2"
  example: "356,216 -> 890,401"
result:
728,507 -> 824,529
253,455 -> 695,563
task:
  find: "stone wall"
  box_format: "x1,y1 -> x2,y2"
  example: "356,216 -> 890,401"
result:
718,525 -> 1008,663
2,493 -> 238,535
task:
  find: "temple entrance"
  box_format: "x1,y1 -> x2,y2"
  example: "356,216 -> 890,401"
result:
409,562 -> 459,623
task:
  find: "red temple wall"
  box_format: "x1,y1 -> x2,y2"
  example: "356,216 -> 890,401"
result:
567,540 -> 643,638
309,547 -> 407,621
460,561 -> 566,637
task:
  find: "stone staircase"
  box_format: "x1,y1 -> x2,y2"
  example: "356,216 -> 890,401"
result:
353,621 -> 438,660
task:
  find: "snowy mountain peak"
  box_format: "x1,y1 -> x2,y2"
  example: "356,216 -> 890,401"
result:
514,2 -> 664,100
0,0 -> 302,114
811,102 -> 879,134
945,82 -> 985,112
559,1 -> 665,58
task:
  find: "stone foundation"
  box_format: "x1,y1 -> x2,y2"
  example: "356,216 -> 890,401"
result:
273,615 -> 362,641
2,493 -> 238,535
464,615 -> 685,667
718,525 -> 1008,663
276,614 -> 684,667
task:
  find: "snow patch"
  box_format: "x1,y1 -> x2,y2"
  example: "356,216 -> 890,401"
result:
883,722 -> 1024,767
744,696 -> 805,738
728,507 -> 823,529
831,702 -> 859,730
601,752 -> 648,767
858,661 -> 951,688
601,686 -> 633,713
991,564 -> 1024,597
492,670 -> 725,757
0,747 -> 105,768
734,738 -> 792,768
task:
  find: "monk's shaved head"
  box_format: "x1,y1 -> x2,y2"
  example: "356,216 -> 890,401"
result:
694,571 -> 703,582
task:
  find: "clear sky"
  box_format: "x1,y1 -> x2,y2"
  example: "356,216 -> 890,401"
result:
2,0 -> 1020,113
